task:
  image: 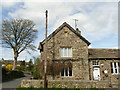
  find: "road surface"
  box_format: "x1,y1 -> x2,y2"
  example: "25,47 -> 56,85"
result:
2,74 -> 32,88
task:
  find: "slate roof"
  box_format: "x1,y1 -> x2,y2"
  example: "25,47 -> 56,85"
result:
38,22 -> 90,50
88,48 -> 120,59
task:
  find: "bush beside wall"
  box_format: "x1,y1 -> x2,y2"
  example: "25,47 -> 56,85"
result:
2,68 -> 24,82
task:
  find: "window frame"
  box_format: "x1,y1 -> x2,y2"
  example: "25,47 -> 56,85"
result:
61,67 -> 72,77
60,47 -> 72,57
118,62 -> 120,73
92,60 -> 99,66
111,62 -> 120,74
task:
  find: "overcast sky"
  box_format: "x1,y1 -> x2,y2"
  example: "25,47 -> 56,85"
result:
0,0 -> 119,61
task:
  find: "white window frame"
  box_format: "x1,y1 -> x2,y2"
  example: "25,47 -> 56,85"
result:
111,62 -> 119,74
92,60 -> 99,66
118,62 -> 120,74
61,67 -> 72,77
60,48 -> 72,57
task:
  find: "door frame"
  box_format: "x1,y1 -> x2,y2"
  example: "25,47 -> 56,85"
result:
93,67 -> 100,81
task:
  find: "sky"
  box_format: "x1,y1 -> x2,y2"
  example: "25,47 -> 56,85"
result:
0,0 -> 119,62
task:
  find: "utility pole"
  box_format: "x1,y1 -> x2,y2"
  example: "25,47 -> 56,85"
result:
44,10 -> 48,88
73,19 -> 78,29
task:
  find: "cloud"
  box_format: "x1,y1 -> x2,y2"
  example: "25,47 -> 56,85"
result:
88,45 -> 92,48
17,50 -> 40,61
0,48 -> 14,60
2,1 -> 118,60
47,2 -> 118,42
2,0 -> 18,8
8,2 -> 118,34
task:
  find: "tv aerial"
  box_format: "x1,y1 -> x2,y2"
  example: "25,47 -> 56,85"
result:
73,19 -> 78,29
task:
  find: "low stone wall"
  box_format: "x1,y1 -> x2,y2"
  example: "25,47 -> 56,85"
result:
48,80 -> 111,88
21,79 -> 44,88
21,79 -> 118,88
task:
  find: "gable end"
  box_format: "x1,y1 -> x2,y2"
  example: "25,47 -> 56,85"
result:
38,22 -> 91,51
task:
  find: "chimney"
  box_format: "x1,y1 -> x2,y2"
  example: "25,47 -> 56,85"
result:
76,28 -> 81,35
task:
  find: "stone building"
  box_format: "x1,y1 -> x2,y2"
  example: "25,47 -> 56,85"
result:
38,22 -> 120,87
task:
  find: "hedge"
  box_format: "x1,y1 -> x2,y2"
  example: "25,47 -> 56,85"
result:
2,68 -> 25,82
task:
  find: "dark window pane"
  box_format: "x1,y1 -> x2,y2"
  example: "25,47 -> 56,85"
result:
111,68 -> 113,73
118,62 -> 120,67
114,62 -> 116,68
69,67 -> 72,76
65,69 -> 68,76
93,61 -> 95,65
61,69 -> 64,76
111,62 -> 113,68
115,69 -> 117,73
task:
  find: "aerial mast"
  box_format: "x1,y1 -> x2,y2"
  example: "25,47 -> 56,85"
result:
73,19 -> 78,29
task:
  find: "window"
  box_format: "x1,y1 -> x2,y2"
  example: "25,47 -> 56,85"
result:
92,61 -> 99,66
111,62 -> 120,74
61,67 -> 72,77
111,62 -> 113,73
61,69 -> 64,76
118,62 -> 120,73
61,48 -> 72,57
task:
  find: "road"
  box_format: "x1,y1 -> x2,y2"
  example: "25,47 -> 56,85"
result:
2,74 -> 33,88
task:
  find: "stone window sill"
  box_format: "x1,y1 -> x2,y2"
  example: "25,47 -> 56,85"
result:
92,65 -> 99,66
61,76 -> 73,78
112,73 -> 120,75
60,57 -> 72,59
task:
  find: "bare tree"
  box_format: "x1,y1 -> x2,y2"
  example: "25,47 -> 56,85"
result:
2,18 -> 38,70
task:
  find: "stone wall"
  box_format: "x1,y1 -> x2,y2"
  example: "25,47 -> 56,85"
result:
40,26 -> 89,80
89,60 -> 120,82
21,79 -> 119,88
21,79 -> 44,88
47,60 -> 89,80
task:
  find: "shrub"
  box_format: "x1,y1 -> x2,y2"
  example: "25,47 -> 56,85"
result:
6,64 -> 13,70
2,65 -> 6,69
33,71 -> 41,79
29,85 -> 34,88
15,66 -> 22,71
18,85 -> 26,88
52,85 -> 56,88
64,82 -> 68,85
70,82 -> 73,85
20,61 -> 25,71
40,86 -> 43,88
2,68 -> 7,76
40,81 -> 43,84
2,68 -> 24,82
9,70 -> 24,78
38,61 -> 72,79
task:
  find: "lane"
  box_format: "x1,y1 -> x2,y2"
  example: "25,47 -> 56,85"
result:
2,74 -> 32,88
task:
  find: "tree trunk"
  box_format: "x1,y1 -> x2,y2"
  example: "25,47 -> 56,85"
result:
12,52 -> 18,70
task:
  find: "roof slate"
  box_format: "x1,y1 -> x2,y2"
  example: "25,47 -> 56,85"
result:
88,48 -> 120,59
